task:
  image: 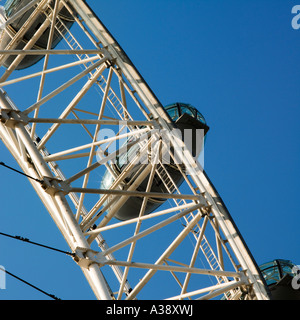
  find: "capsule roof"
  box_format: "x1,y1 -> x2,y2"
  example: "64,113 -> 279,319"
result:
164,102 -> 207,125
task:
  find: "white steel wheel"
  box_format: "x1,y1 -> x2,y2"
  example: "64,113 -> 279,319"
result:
0,0 -> 270,300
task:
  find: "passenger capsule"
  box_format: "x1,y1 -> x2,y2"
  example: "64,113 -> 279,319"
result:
259,259 -> 300,300
0,0 -> 76,70
100,103 -> 209,221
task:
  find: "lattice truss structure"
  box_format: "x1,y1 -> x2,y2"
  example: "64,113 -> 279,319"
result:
0,0 -> 269,300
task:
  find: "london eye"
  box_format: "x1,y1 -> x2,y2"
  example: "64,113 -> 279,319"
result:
1,0 -> 295,300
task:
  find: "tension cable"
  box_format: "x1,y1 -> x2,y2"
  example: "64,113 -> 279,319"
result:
0,266 -> 60,300
0,231 -> 75,257
0,161 -> 43,184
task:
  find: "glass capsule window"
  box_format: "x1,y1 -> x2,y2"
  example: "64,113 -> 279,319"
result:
165,106 -> 179,121
196,111 -> 206,124
260,261 -> 280,286
180,105 -> 195,117
4,0 -> 22,17
164,103 -> 207,125
259,259 -> 297,286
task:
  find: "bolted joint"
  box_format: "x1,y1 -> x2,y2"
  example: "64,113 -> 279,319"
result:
200,205 -> 212,216
237,270 -> 257,298
41,176 -> 63,195
41,176 -> 71,195
73,247 -> 107,269
0,109 -> 29,128
238,270 -> 250,285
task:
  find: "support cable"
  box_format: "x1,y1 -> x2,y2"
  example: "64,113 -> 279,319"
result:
0,161 -> 43,183
0,231 -> 75,257
0,162 -> 73,299
0,266 -> 60,300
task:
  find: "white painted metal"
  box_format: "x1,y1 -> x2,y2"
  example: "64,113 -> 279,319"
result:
0,0 -> 270,300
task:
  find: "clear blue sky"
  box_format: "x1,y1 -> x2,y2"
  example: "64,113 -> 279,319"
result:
0,0 -> 299,299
